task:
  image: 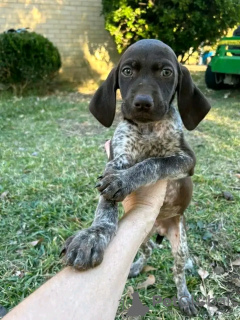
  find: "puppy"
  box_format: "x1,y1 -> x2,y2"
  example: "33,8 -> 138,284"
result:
63,39 -> 211,316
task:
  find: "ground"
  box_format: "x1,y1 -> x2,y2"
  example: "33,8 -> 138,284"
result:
0,70 -> 239,319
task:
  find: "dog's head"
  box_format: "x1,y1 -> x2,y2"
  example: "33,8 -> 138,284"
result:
89,39 -> 211,130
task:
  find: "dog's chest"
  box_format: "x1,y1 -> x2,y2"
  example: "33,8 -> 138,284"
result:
134,122 -> 181,159
112,113 -> 183,162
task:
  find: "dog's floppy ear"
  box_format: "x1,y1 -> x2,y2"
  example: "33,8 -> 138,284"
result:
177,65 -> 211,130
89,67 -> 119,127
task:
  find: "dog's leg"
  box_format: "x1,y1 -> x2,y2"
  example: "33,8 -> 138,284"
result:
128,226 -> 158,278
63,196 -> 118,270
104,154 -> 133,172
97,152 -> 195,202
128,239 -> 157,278
158,215 -> 197,316
63,150 -> 135,270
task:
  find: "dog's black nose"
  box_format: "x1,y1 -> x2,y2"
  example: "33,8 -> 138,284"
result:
133,95 -> 153,110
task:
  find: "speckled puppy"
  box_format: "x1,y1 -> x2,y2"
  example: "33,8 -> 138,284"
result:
63,39 -> 211,316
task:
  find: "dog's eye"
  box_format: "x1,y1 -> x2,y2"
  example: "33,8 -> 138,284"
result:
122,67 -> 133,77
161,69 -> 173,77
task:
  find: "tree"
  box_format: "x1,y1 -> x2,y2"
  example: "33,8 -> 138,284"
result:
102,0 -> 240,61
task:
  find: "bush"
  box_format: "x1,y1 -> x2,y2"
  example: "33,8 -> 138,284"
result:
102,0 -> 240,60
0,31 -> 61,95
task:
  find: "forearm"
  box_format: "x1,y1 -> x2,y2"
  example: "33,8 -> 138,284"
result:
4,181 -> 168,320
126,154 -> 195,190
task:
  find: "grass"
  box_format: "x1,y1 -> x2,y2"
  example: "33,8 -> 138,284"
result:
0,72 -> 239,320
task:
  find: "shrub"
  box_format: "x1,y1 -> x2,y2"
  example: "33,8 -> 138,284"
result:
0,31 -> 61,95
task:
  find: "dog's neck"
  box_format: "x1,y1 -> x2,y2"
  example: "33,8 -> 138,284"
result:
124,105 -> 178,135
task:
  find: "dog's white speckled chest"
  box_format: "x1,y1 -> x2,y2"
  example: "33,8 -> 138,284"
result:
112,106 -> 183,163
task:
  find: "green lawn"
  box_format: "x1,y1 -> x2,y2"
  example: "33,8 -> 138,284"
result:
0,73 -> 239,320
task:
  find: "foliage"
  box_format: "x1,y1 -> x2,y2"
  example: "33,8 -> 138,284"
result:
102,0 -> 240,60
0,32 -> 61,95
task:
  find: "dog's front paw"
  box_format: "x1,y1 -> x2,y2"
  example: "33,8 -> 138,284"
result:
62,227 -> 108,270
96,171 -> 131,202
178,294 -> 198,317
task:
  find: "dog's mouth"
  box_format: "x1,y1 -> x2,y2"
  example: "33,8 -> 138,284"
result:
129,112 -> 157,123
121,101 -> 167,123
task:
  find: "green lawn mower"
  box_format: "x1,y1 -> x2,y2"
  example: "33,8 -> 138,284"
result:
205,36 -> 240,89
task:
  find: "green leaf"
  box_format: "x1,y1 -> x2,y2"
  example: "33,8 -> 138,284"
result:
102,0 -> 240,56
